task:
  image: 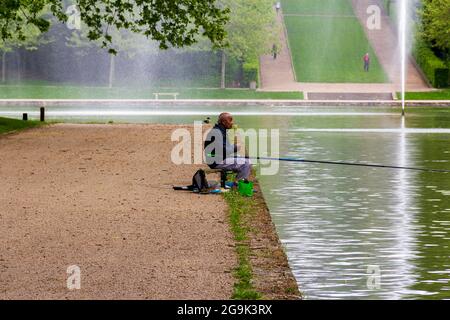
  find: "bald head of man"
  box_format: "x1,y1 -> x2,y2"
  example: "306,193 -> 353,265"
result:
218,112 -> 234,129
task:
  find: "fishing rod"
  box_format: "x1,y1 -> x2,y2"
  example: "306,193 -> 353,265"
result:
239,156 -> 450,173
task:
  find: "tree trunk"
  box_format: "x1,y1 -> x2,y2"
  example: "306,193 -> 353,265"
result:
108,54 -> 115,88
1,51 -> 6,83
17,51 -> 21,82
221,51 -> 226,89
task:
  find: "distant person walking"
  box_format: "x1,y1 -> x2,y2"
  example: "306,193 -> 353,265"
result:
275,2 -> 281,14
363,53 -> 370,72
272,44 -> 277,60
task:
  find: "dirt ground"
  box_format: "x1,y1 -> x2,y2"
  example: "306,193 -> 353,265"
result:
0,124 -> 236,299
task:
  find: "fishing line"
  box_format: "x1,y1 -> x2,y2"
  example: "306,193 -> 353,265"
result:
240,156 -> 450,173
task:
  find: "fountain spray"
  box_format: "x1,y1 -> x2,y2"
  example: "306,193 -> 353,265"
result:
400,0 -> 407,116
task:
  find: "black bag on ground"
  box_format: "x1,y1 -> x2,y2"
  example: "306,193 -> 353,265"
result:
173,169 -> 209,193
191,169 -> 209,193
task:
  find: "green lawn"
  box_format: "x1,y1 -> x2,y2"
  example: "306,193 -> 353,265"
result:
284,16 -> 388,83
402,90 -> 450,100
0,84 -> 303,100
0,116 -> 42,135
281,0 -> 388,83
281,0 -> 355,15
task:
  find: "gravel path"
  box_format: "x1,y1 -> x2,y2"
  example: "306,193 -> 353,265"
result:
259,8 -> 297,90
0,124 -> 235,299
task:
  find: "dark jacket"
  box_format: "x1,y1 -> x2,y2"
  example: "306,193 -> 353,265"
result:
204,123 -> 238,168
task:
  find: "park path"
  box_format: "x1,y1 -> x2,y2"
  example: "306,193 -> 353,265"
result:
259,1 -> 431,95
259,8 -> 297,90
0,124 -> 235,299
351,0 -> 428,90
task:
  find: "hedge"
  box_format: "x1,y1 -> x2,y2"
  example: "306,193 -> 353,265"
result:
242,60 -> 259,88
383,0 -> 391,15
413,38 -> 449,88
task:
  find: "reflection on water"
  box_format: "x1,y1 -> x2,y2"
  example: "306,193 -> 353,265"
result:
292,128 -> 450,133
0,110 -> 398,117
258,112 -> 449,300
390,117 -> 418,299
1,105 -> 449,299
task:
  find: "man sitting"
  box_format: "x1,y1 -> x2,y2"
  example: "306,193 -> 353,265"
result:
204,112 -> 252,182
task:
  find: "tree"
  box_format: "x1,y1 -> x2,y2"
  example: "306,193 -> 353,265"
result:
0,0 -> 229,54
163,0 -> 279,88
218,0 -> 280,88
67,25 -> 156,88
420,0 -> 450,59
0,15 -> 48,82
0,39 -> 13,82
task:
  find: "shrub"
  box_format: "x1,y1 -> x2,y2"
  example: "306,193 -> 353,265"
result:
226,56 -> 243,87
413,38 -> 449,88
242,60 -> 259,88
383,0 -> 391,15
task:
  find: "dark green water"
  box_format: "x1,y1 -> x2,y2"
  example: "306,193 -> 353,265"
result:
1,105 -> 449,299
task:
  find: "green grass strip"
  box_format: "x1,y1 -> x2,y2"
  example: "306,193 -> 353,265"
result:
0,84 -> 303,100
0,116 -> 43,135
224,190 -> 262,300
281,0 -> 355,15
401,89 -> 450,100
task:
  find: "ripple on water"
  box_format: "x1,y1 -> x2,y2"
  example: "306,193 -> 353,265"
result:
254,112 -> 449,299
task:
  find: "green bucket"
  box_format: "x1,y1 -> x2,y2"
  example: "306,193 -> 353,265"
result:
238,179 -> 254,197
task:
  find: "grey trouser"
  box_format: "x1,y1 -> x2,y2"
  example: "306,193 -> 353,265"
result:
215,157 -> 252,180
